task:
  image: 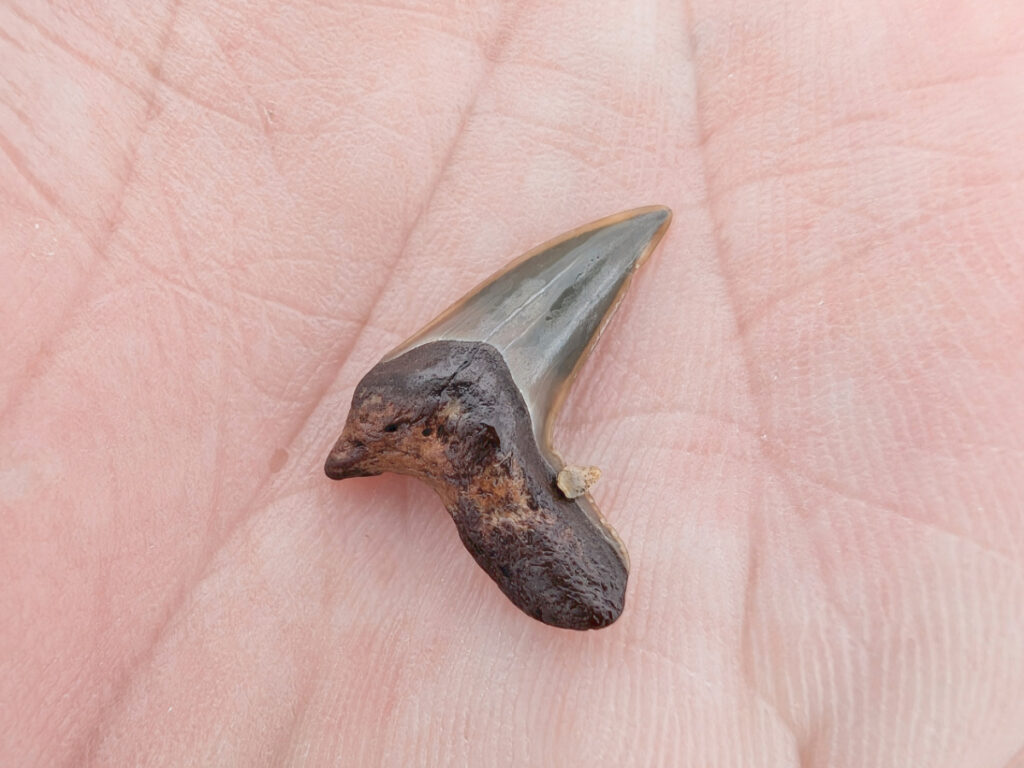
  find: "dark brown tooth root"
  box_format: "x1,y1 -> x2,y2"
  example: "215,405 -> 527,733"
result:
324,340 -> 628,630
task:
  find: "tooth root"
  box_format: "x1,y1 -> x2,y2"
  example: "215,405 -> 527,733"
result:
328,340 -> 629,629
324,440 -> 373,480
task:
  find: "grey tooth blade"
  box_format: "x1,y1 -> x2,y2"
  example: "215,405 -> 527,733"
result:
386,206 -> 671,453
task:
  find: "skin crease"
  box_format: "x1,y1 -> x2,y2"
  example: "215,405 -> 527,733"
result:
0,0 -> 1022,765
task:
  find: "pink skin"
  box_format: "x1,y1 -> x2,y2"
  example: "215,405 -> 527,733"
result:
1,0 -> 1023,765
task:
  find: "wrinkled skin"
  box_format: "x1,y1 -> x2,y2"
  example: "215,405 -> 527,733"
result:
1,1 -> 1023,765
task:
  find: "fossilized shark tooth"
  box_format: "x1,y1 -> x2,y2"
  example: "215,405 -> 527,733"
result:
325,206 -> 671,630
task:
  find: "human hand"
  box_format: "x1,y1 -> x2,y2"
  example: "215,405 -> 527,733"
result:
2,1 -> 1023,765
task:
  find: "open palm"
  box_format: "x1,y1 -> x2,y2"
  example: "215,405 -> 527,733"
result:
3,1 -> 1023,765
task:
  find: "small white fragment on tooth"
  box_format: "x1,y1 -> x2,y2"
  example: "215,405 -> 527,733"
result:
557,465 -> 602,499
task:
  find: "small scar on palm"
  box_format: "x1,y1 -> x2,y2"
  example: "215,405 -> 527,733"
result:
269,447 -> 288,473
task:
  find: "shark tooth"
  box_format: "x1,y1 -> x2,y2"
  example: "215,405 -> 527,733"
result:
325,206 -> 671,630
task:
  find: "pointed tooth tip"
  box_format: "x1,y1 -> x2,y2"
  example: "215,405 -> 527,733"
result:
592,205 -> 671,270
636,204 -> 672,220
623,205 -> 672,234
591,206 -> 672,253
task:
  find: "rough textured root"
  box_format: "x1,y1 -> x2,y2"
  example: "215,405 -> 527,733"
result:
325,340 -> 628,630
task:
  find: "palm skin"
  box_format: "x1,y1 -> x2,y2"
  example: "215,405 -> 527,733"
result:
2,0 -> 1023,766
